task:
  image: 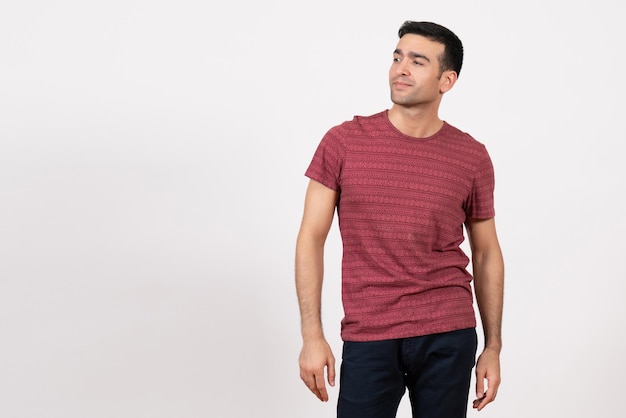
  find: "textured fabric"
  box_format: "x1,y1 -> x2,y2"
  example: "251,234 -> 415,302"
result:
305,110 -> 495,342
337,328 -> 477,418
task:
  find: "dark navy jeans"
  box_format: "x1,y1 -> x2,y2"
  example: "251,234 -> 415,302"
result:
337,328 -> 477,418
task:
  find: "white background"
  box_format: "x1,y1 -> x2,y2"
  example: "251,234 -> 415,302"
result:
1,1 -> 625,417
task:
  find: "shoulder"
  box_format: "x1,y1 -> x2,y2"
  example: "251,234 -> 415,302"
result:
325,111 -> 389,142
442,122 -> 484,145
441,122 -> 491,159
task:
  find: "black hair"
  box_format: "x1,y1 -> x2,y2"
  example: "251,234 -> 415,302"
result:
398,21 -> 464,76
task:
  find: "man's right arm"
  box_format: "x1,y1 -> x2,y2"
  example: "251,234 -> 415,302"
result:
295,179 -> 339,402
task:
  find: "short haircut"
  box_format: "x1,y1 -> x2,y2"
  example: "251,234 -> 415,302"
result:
398,21 -> 464,76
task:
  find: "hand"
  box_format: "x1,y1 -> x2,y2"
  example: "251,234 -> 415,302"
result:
299,337 -> 336,402
472,347 -> 501,411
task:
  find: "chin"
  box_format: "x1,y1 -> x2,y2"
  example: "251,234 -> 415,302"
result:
391,96 -> 416,106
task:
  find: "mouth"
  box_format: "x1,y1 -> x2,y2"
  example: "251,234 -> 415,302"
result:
392,80 -> 412,88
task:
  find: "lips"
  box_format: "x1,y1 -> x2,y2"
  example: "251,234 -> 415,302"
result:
393,80 -> 412,88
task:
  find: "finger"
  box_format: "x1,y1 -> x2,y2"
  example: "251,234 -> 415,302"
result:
301,371 -> 323,401
472,397 -> 484,410
308,380 -> 324,401
483,381 -> 498,403
474,392 -> 493,411
475,375 -> 485,400
473,395 -> 488,410
311,385 -> 324,402
473,383 -> 498,411
315,372 -> 329,402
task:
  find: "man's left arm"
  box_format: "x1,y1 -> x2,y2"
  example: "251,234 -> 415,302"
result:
465,217 -> 504,411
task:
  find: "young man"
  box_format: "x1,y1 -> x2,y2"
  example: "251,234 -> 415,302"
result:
295,21 -> 504,418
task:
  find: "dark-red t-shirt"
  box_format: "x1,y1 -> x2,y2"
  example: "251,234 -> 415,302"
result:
305,110 -> 496,342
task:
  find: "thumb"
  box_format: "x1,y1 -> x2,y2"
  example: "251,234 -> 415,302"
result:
328,356 -> 336,387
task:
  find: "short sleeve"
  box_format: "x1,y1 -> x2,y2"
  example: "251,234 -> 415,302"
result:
465,148 -> 496,219
304,127 -> 345,192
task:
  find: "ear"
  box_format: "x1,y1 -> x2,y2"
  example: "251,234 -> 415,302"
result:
439,70 -> 458,94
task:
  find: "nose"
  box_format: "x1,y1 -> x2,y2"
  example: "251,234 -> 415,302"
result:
395,58 -> 409,76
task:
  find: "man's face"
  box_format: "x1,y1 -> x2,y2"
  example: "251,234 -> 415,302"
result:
389,34 -> 449,107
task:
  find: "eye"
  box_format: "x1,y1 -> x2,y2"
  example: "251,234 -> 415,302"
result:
413,60 -> 423,65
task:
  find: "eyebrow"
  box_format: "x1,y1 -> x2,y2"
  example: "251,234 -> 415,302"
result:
393,49 -> 431,62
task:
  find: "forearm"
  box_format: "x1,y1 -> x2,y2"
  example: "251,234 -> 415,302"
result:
473,249 -> 504,352
295,233 -> 326,341
296,246 -> 337,403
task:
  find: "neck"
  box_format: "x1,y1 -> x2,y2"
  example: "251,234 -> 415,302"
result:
387,104 -> 444,138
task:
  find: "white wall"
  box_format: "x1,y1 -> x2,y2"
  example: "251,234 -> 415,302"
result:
1,1 -> 624,417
